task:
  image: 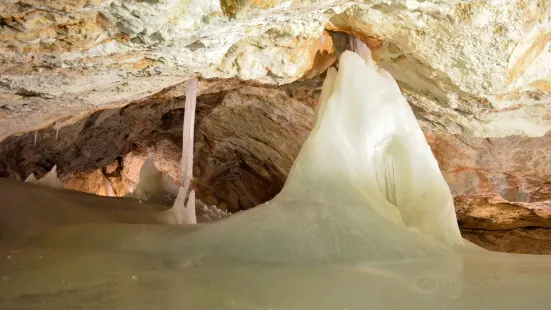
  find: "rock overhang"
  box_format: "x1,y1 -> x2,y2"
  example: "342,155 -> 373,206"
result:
1,0 -> 551,140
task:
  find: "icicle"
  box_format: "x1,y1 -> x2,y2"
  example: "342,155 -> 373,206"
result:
54,120 -> 61,141
170,77 -> 198,224
181,78 -> 198,195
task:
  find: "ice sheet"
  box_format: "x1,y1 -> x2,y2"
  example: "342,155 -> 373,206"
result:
1,51 -> 550,309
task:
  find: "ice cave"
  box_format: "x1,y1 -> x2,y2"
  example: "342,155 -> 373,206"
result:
0,47 -> 549,309
1,1 -> 551,309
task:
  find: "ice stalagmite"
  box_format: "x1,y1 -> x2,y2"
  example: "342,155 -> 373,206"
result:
1,50 -> 551,310
24,173 -> 37,183
174,187 -> 197,224
128,158 -> 197,224
287,50 -> 464,246
125,158 -> 179,203
25,165 -> 64,189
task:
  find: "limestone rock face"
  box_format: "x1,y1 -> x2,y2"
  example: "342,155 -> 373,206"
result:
461,228 -> 551,255
2,0 -> 551,140
328,1 -> 551,137
63,169 -> 112,196
427,132 -> 551,231
0,79 -> 320,211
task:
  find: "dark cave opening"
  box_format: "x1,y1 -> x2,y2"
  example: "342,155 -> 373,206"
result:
0,78 -> 322,213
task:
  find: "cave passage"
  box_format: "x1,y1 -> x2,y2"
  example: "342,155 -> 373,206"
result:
1,50 -> 551,310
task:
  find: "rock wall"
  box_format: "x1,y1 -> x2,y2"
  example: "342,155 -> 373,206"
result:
2,1 -> 551,140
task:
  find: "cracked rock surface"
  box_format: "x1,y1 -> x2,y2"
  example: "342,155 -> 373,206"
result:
2,0 -> 551,139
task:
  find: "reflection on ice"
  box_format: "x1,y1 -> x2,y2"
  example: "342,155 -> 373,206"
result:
1,51 -> 550,309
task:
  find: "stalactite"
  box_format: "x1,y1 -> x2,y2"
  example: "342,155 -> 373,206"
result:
179,77 -> 199,223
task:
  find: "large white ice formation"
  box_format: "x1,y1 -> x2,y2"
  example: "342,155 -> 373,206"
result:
149,51 -> 464,264
1,50 -> 551,309
290,51 -> 464,246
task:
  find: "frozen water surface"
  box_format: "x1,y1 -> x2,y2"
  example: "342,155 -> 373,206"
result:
1,51 -> 550,309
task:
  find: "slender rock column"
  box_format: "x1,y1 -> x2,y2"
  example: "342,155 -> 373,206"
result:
181,78 -> 198,197
177,78 -> 199,223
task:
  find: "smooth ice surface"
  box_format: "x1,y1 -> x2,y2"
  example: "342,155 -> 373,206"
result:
1,51 -> 551,309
